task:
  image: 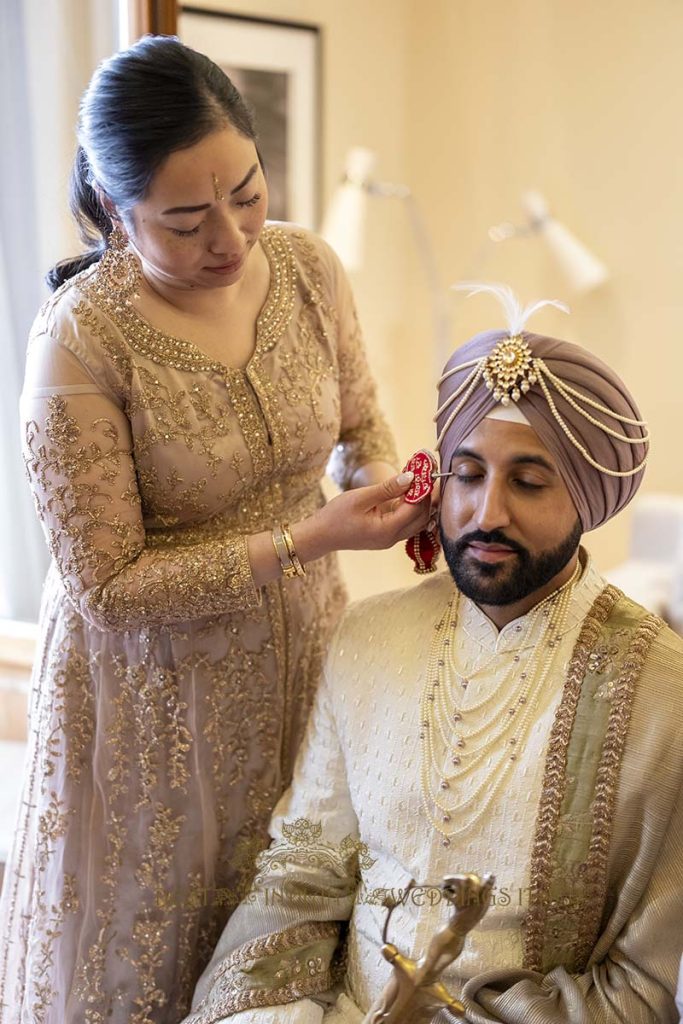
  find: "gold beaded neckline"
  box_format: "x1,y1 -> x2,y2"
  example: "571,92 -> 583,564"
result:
84,226 -> 297,375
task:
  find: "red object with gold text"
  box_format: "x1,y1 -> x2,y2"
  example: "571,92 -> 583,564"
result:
403,449 -> 437,503
402,450 -> 441,573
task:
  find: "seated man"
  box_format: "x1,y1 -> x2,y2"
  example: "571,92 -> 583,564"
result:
184,286 -> 683,1023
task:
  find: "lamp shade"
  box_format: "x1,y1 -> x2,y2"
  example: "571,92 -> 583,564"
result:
521,190 -> 609,293
321,148 -> 377,271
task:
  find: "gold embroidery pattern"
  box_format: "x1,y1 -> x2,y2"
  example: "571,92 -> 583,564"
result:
223,371 -> 272,480
282,816 -> 325,846
42,624 -> 94,784
24,397 -> 261,630
253,817 -> 376,891
182,811 -> 368,1014
133,665 -> 193,805
24,394 -> 144,599
586,627 -> 633,678
523,586 -> 619,971
0,618 -> 57,1011
292,230 -> 397,486
71,299 -> 134,402
28,793 -> 76,1020
86,230 -> 295,367
111,533 -> 259,627
0,623 -> 54,1015
281,232 -> 338,432
328,304 -> 398,489
36,792 -> 71,866
186,922 -> 339,1022
28,873 -> 80,1024
204,648 -> 275,790
131,364 -> 233,479
3,222 -> 393,1020
256,229 -> 299,353
117,805 -> 187,1024
72,810 -> 128,1022
575,609 -> 663,966
135,466 -> 210,526
81,227 -> 298,484
174,872 -> 207,1018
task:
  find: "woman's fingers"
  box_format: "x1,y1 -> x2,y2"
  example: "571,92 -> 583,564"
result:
319,472 -> 434,553
361,470 -> 415,507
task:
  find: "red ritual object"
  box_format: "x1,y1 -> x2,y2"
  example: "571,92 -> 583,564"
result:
402,449 -> 437,504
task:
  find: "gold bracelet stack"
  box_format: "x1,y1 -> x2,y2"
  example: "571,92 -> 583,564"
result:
272,523 -> 306,579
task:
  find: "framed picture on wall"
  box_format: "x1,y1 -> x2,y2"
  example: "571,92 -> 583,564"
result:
179,8 -> 321,229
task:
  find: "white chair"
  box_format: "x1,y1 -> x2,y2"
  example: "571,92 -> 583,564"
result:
605,494 -> 683,632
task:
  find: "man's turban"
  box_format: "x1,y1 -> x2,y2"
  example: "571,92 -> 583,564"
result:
436,327 -> 648,532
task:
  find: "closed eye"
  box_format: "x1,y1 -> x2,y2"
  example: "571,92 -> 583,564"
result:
171,224 -> 202,237
453,474 -> 546,491
514,479 -> 546,491
236,192 -> 262,208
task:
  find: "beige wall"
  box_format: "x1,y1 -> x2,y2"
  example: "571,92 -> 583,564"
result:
196,1 -> 683,598
403,0 -> 683,574
195,0 -> 426,597
44,1 -> 683,603
27,0 -> 117,281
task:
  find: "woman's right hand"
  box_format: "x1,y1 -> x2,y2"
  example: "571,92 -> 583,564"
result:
293,471 -> 433,563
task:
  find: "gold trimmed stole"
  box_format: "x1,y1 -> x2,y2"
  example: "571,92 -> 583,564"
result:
523,585 -> 664,973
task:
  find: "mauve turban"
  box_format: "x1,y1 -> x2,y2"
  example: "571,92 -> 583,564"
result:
436,329 -> 648,532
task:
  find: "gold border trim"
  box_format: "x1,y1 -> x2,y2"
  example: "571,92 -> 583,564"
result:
575,609 -> 663,965
522,584 -> 620,971
213,919 -> 338,972
205,972 -> 331,1019
189,921 -> 338,1022
83,226 -> 297,375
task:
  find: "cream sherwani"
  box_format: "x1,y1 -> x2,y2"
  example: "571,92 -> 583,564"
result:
185,559 -> 683,1024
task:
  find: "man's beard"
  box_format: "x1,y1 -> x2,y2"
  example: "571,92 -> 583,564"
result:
440,519 -> 582,606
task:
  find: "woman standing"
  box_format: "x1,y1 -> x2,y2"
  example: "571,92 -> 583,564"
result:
0,36 -> 429,1023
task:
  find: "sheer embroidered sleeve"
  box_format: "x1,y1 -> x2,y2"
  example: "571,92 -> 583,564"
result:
319,240 -> 398,490
21,329 -> 260,632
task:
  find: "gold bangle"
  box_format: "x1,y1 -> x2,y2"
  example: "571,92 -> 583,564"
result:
272,524 -> 298,579
281,523 -> 306,578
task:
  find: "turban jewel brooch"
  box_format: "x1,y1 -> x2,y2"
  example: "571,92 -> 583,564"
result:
435,283 -> 649,479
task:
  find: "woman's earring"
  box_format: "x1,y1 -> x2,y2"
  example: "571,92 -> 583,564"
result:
95,224 -> 141,305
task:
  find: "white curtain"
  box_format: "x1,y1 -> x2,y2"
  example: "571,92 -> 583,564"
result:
0,0 -> 117,620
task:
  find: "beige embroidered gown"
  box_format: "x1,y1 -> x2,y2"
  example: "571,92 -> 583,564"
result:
0,225 -> 397,1024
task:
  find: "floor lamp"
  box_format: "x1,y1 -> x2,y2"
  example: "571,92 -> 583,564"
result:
321,147 -> 452,371
322,149 -> 609,367
487,190 -> 609,293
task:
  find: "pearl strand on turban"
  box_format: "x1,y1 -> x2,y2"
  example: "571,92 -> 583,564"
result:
435,284 -> 649,532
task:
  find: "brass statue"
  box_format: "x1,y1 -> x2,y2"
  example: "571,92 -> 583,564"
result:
362,872 -> 495,1024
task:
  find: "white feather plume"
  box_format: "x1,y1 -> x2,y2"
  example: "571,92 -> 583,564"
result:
452,281 -> 569,336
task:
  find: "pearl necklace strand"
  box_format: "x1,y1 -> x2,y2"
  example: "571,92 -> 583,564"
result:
419,562 -> 581,846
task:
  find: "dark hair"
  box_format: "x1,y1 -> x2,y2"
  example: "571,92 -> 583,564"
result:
47,35 -> 257,291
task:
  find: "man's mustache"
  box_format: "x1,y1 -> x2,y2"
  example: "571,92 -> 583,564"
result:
451,529 -> 527,558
